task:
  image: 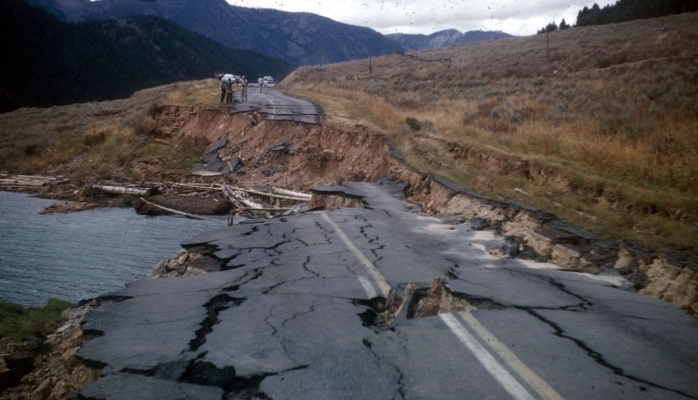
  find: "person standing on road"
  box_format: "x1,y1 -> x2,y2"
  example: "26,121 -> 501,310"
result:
258,77 -> 264,93
241,76 -> 248,102
226,79 -> 234,104
219,78 -> 227,103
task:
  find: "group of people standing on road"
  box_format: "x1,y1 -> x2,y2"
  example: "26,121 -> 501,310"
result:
219,76 -> 250,104
219,75 -> 273,105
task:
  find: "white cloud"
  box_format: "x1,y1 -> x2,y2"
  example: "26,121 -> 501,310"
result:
227,0 -> 616,36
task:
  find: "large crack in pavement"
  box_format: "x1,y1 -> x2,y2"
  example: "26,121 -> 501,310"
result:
523,309 -> 697,399
189,294 -> 246,352
355,271 -> 698,399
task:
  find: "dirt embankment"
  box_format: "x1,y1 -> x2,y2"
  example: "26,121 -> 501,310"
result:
3,103 -> 697,400
149,104 -> 397,189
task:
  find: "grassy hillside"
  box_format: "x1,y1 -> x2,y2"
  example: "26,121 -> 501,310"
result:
0,81 -> 216,183
0,0 -> 293,113
281,12 -> 698,252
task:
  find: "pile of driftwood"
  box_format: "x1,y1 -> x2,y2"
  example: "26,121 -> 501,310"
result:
137,182 -> 312,223
0,174 -> 71,194
0,174 -> 312,223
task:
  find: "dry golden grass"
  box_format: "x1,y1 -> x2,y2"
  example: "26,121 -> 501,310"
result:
282,12 -> 698,251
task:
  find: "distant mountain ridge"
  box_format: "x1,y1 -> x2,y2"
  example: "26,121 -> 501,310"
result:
387,29 -> 513,50
27,0 -> 405,66
0,0 -> 292,112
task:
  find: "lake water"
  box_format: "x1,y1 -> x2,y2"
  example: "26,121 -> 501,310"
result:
0,191 -> 225,306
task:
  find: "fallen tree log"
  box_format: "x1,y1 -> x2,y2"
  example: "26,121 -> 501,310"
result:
90,185 -> 151,196
138,198 -> 214,220
271,187 -> 312,201
235,196 -> 265,210
190,171 -> 223,177
217,184 -> 266,209
227,185 -> 310,202
0,174 -> 59,187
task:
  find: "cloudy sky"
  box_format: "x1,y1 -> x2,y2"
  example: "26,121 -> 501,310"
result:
226,0 -> 616,36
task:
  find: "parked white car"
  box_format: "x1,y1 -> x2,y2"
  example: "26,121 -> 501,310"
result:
263,76 -> 274,84
222,74 -> 240,83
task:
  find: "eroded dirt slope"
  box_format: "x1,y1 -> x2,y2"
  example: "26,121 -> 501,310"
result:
152,105 -> 400,189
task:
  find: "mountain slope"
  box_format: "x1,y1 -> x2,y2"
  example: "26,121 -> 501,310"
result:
0,0 -> 292,113
576,0 -> 698,26
28,0 -> 405,66
387,29 -> 513,50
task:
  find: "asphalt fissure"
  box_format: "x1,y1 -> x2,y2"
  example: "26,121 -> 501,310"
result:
523,308 -> 698,400
189,294 -> 246,352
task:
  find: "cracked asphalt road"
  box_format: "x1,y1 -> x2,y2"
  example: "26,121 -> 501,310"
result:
77,179 -> 698,399
228,88 -> 319,124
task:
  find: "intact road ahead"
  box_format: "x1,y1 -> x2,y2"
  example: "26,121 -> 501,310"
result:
229,87 -> 318,124
76,180 -> 698,399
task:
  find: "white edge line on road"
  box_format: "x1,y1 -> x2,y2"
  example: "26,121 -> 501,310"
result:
459,311 -> 564,400
320,211 -> 392,297
440,313 -> 537,400
358,276 -> 378,299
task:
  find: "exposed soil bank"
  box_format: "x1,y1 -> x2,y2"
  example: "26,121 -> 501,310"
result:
150,104 -> 395,189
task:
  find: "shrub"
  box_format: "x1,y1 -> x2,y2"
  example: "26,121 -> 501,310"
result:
22,143 -> 42,156
83,131 -> 106,147
147,101 -> 162,117
406,117 -> 421,131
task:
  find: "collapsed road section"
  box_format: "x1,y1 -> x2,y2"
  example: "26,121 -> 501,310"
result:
75,179 -> 698,399
229,89 -> 319,124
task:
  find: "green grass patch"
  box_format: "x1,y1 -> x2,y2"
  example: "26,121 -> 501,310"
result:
0,298 -> 73,352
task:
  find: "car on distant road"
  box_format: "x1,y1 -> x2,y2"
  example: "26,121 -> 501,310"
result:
222,74 -> 240,83
263,76 -> 274,84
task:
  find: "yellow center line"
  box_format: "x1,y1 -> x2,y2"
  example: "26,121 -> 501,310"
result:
459,311 -> 565,400
320,211 -> 392,297
440,313 -> 537,400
